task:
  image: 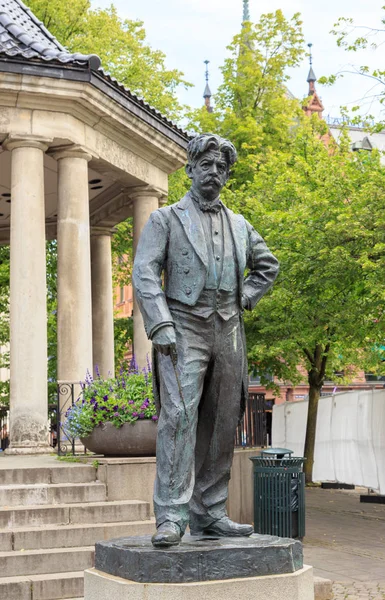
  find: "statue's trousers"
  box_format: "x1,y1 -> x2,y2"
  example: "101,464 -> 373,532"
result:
154,309 -> 243,532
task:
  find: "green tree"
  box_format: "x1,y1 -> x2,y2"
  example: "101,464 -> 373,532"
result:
188,11 -> 305,183
318,6 -> 385,127
240,117 -> 385,482
26,0 -> 191,120
189,11 -> 385,482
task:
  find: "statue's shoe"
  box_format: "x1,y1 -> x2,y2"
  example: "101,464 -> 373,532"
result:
190,516 -> 254,537
151,521 -> 182,548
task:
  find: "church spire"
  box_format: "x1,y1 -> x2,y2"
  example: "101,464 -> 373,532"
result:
303,43 -> 324,118
307,43 -> 317,95
242,0 -> 250,22
203,60 -> 213,113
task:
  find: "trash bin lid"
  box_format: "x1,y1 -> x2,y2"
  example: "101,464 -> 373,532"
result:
260,448 -> 294,459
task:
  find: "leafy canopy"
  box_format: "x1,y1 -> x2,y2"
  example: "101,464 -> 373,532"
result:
27,0 -> 191,120
318,6 -> 385,128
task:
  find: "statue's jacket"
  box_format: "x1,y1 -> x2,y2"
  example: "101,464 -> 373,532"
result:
133,193 -> 279,419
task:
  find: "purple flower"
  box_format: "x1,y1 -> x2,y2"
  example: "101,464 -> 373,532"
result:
128,400 -> 134,405
103,395 -> 108,401
90,397 -> 96,405
152,415 -> 158,422
113,405 -> 118,411
132,412 -> 138,417
139,413 -> 145,419
95,365 -> 101,379
114,412 -> 119,417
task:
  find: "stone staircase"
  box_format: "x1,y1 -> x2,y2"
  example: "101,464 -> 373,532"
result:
0,461 -> 154,600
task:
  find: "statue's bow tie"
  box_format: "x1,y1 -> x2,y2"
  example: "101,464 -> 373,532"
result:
192,196 -> 222,213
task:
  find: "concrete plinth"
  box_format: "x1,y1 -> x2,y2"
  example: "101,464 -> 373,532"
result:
95,534 -> 303,583
84,566 -> 314,600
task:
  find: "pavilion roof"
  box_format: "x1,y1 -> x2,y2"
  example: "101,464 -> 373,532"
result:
0,0 -> 189,143
0,0 -> 100,67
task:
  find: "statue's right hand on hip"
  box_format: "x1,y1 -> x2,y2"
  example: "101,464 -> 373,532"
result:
152,325 -> 177,357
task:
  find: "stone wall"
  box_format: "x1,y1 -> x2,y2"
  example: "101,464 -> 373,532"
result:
95,447 -> 261,524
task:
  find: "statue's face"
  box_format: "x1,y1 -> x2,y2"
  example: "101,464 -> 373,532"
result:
188,150 -> 229,200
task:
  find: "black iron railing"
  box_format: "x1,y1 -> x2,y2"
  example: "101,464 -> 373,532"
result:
235,392 -> 266,448
57,382 -> 85,456
55,384 -> 265,455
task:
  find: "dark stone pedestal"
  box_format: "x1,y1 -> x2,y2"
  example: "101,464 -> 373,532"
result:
95,534 -> 303,584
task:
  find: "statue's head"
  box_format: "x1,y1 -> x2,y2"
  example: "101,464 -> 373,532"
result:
186,134 -> 237,201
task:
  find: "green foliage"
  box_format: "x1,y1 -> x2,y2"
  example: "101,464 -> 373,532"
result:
0,245 -> 10,407
242,116 -> 385,386
56,455 -> 82,463
46,241 -> 58,402
186,10 -> 385,480
111,218 -> 133,288
187,9 -> 385,390
188,11 -> 305,186
168,169 -> 191,206
26,0 -> 191,121
319,8 -> 385,127
114,316 -> 133,375
64,365 -> 157,438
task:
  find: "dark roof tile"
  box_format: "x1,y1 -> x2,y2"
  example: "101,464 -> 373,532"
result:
0,0 -> 101,67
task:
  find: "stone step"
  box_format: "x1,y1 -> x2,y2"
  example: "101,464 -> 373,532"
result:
0,519 -> 155,550
0,571 -> 84,600
0,465 -> 96,486
0,482 -> 106,507
0,499 -> 150,529
0,546 -> 94,578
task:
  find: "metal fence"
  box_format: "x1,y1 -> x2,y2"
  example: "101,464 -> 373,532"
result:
56,382 -> 85,456
0,407 -> 9,451
235,392 -> 267,448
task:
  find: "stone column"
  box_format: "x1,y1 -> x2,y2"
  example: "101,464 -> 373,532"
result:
91,228 -> 115,379
4,135 -> 52,454
131,189 -> 162,369
53,146 -> 93,392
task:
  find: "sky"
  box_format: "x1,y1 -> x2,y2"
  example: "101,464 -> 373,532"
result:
90,0 -> 385,123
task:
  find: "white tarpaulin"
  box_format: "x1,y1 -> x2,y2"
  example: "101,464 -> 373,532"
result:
272,389 -> 385,494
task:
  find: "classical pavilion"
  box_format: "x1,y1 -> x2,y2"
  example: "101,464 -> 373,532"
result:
0,0 -> 189,453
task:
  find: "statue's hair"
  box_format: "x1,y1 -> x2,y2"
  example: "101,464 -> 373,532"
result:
187,133 -> 237,169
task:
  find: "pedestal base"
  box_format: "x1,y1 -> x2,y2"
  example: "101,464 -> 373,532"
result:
85,566 -> 314,600
95,534 -> 303,583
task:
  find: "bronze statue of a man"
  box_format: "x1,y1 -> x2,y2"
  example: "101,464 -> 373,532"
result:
133,133 -> 279,547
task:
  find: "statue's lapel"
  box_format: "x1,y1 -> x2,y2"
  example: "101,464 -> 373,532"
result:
224,206 -> 247,275
173,194 -> 208,267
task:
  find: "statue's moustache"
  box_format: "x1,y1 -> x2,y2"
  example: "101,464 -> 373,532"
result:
203,176 -> 221,186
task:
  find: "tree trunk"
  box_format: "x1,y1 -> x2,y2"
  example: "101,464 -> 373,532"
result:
303,382 -> 322,484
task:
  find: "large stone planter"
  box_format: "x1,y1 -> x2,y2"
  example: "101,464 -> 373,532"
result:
81,421 -> 157,457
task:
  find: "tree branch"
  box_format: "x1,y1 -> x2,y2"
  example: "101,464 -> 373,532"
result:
320,343 -> 331,379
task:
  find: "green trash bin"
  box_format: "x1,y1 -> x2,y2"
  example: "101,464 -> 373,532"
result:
250,448 -> 305,539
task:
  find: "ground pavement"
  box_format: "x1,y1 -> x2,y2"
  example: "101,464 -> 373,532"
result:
304,487 -> 385,599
